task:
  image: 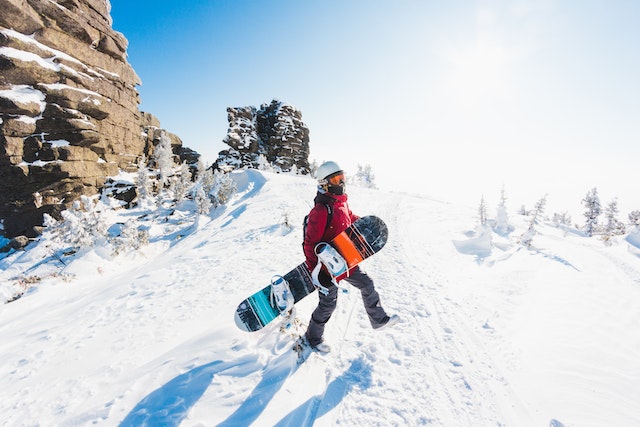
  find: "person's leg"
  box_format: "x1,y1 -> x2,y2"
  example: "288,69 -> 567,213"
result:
344,267 -> 389,328
305,284 -> 338,347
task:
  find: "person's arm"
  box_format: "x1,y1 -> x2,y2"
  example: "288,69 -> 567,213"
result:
303,205 -> 329,269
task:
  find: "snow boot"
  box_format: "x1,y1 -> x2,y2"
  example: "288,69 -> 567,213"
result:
374,314 -> 400,331
312,342 -> 332,354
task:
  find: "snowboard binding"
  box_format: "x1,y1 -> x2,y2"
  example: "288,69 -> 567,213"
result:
311,242 -> 348,295
270,275 -> 295,316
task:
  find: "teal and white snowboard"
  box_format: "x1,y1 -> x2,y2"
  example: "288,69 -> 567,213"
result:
234,215 -> 388,332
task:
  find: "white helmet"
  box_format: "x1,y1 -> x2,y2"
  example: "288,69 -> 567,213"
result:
315,161 -> 343,182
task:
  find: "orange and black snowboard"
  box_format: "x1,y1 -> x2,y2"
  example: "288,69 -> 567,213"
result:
234,215 -> 388,332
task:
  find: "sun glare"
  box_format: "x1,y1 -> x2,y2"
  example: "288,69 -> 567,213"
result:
446,39 -> 511,106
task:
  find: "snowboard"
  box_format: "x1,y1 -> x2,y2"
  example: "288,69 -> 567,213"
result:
234,215 -> 388,332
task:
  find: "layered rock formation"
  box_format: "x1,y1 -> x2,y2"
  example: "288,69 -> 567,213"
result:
216,100 -> 310,174
0,0 -> 196,238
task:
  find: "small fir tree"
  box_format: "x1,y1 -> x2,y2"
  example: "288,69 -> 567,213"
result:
520,194 -> 547,248
601,199 -> 626,245
582,187 -> 601,236
135,155 -> 154,208
352,164 -> 377,189
171,161 -> 192,202
494,186 -> 512,235
109,220 -> 149,255
196,159 -> 207,180
257,154 -> 273,172
193,163 -> 216,214
45,196 -> 108,249
552,212 -> 572,226
153,133 -> 174,187
211,170 -> 237,208
478,196 -> 488,227
308,159 -> 319,178
193,182 -> 212,215
200,166 -> 215,194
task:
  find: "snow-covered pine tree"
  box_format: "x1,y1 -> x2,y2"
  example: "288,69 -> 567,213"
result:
171,161 -> 192,202
45,196 -> 108,249
352,164 -> 377,189
211,170 -> 237,208
494,186 -> 512,235
629,210 -> 640,227
135,155 -> 155,209
601,199 -> 626,245
109,220 -> 150,255
196,159 -> 207,181
42,213 -> 62,243
520,194 -> 547,248
308,159 -> 319,178
200,165 -> 215,194
193,164 -> 214,214
193,182 -> 212,215
257,154 -> 273,172
582,187 -> 601,236
153,133 -> 174,187
552,212 -> 572,226
478,196 -> 488,226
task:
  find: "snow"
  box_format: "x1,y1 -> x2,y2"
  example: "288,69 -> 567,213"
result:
0,85 -> 46,111
1,170 -> 639,426
0,28 -> 120,82
0,46 -> 59,71
48,139 -> 71,147
1,29 -> 84,67
19,159 -> 61,167
41,83 -> 103,99
14,115 -> 37,124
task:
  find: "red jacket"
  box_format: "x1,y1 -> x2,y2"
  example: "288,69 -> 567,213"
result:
303,192 -> 359,269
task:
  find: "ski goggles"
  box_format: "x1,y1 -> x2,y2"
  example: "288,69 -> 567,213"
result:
326,171 -> 345,186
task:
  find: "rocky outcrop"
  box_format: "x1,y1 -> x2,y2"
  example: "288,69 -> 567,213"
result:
216,100 -> 310,174
140,112 -> 198,167
0,0 -> 197,238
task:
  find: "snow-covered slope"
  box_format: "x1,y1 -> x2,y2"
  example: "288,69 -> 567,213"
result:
1,170 -> 639,426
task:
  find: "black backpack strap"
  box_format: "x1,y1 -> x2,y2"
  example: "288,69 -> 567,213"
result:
314,194 -> 334,235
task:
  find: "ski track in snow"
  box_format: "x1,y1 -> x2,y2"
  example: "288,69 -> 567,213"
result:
2,170 -> 640,426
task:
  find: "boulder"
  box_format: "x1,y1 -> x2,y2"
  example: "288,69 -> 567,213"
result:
0,0 -> 199,238
0,235 -> 30,253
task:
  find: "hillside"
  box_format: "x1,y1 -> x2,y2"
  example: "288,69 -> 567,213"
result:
1,170 -> 639,426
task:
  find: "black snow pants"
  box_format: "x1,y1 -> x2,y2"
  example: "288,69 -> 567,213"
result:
305,266 -> 389,347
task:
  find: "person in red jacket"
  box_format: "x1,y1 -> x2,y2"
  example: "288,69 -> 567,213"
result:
303,161 -> 399,353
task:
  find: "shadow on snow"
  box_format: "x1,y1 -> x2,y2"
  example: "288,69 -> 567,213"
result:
272,357 -> 373,427
120,350 -> 371,427
119,355 -> 258,427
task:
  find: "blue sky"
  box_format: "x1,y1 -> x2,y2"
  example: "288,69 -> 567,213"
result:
109,0 -> 639,217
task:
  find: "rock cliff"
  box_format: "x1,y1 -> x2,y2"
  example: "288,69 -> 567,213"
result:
0,0 -> 196,238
